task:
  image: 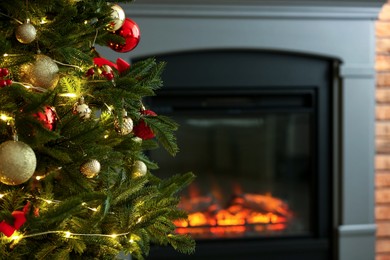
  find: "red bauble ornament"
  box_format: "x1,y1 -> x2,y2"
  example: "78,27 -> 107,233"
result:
108,18 -> 140,53
34,106 -> 57,131
133,109 -> 157,140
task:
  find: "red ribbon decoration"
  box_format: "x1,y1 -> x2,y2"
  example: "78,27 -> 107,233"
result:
133,109 -> 157,140
93,57 -> 131,74
0,202 -> 30,237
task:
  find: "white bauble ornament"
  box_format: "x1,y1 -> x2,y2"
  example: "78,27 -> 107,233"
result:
16,21 -> 37,44
0,141 -> 37,185
73,97 -> 92,119
19,54 -> 59,90
110,4 -> 126,31
132,160 -> 147,178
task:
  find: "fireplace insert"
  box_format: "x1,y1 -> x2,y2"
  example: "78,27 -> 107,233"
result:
142,50 -> 334,260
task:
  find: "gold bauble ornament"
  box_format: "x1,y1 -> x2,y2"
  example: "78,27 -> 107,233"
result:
19,54 -> 59,90
115,110 -> 133,135
80,159 -> 101,178
110,4 -> 126,31
15,21 -> 37,44
0,140 -> 37,185
132,160 -> 147,178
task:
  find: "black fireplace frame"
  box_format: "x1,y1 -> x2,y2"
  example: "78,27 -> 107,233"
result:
142,50 -> 336,260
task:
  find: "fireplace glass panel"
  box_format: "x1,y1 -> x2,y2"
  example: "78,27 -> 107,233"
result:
148,90 -> 315,240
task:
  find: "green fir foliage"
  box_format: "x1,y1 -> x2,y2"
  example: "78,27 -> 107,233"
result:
0,0 -> 195,259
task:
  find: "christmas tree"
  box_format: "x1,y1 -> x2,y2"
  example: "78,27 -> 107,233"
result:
0,1 -> 195,259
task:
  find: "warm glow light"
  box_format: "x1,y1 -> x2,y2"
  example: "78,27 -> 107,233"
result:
0,194 -> 4,199
64,231 -> 72,238
129,239 -> 134,243
35,175 -> 46,181
0,114 -> 12,121
11,233 -> 22,241
137,217 -> 142,224
59,93 -> 78,98
110,234 -> 117,238
44,199 -> 53,204
40,18 -> 48,24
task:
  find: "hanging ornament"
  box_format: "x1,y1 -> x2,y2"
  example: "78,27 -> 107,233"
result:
0,67 -> 13,88
108,18 -> 140,53
0,140 -> 37,186
80,159 -> 101,178
132,160 -> 147,178
73,97 -> 92,119
100,65 -> 114,81
115,110 -> 133,135
133,109 -> 157,140
19,54 -> 59,90
109,4 -> 126,31
86,67 -> 95,77
33,106 -> 57,131
15,21 -> 37,44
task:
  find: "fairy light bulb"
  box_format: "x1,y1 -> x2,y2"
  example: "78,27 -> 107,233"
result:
59,93 -> 77,98
64,231 -> 72,238
11,233 -> 23,242
0,114 -> 11,121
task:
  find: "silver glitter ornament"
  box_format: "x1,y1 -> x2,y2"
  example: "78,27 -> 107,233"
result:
0,141 -> 37,185
15,21 -> 37,44
19,54 -> 59,90
80,159 -> 101,178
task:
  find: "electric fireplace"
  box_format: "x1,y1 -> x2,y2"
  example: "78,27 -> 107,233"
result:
143,50 -> 333,259
100,1 -> 382,259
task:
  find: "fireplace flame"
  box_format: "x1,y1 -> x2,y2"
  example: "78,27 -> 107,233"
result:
175,191 -> 292,238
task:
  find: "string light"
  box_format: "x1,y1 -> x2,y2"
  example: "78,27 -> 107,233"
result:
13,81 -> 48,92
3,53 -> 23,57
40,17 -> 48,24
52,60 -> 82,71
3,230 -> 134,242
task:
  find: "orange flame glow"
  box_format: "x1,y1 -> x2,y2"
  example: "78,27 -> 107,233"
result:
174,187 -> 293,238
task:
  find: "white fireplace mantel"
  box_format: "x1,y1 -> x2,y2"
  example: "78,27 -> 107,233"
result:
100,1 -> 385,259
